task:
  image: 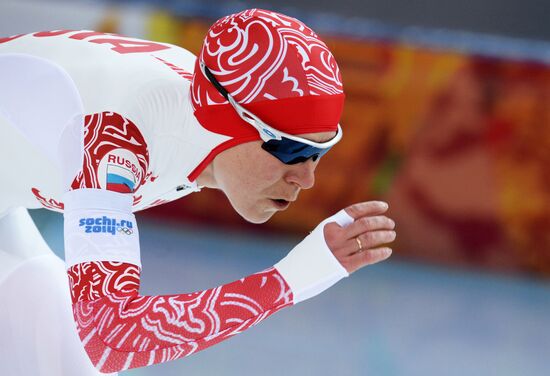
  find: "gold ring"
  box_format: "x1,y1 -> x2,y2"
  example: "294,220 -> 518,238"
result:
355,237 -> 363,253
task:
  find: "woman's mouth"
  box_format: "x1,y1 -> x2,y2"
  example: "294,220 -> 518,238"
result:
270,199 -> 290,210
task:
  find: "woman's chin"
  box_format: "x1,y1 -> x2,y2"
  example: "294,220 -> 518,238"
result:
238,206 -> 276,224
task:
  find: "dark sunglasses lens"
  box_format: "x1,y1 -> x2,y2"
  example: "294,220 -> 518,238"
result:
262,138 -> 331,165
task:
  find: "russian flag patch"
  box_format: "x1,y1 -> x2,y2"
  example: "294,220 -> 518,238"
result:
106,164 -> 136,193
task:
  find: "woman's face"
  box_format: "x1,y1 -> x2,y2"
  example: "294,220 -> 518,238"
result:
203,131 -> 336,223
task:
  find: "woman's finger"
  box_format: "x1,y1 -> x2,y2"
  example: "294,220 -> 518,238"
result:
346,230 -> 396,253
341,247 -> 393,273
344,201 -> 388,220
344,215 -> 395,239
324,223 -> 396,258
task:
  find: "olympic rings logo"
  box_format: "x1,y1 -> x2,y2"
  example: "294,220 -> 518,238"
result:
118,227 -> 133,235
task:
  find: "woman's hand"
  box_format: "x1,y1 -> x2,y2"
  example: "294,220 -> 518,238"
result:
324,201 -> 396,273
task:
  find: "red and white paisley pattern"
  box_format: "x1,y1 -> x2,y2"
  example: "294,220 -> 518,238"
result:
71,112 -> 149,191
67,261 -> 293,372
31,187 -> 64,210
188,9 -> 345,178
68,261 -> 141,303
191,8 -> 343,109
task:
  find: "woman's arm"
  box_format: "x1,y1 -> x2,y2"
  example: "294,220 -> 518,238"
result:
68,260 -> 291,372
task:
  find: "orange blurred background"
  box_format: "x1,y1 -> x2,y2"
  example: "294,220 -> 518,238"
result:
141,14 -> 550,276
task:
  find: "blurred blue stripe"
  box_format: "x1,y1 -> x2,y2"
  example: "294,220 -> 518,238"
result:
112,0 -> 550,63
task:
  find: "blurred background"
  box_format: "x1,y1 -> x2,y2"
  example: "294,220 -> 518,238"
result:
1,0 -> 549,375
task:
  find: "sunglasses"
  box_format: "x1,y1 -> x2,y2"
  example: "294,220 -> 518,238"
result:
200,61 -> 342,165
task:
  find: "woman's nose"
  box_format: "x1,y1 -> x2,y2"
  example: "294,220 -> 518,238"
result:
285,159 -> 317,189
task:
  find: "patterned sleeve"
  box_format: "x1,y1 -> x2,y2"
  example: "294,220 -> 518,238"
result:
65,111 -> 293,372
67,261 -> 292,372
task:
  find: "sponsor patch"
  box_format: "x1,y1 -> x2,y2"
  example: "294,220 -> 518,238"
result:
78,216 -> 133,235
